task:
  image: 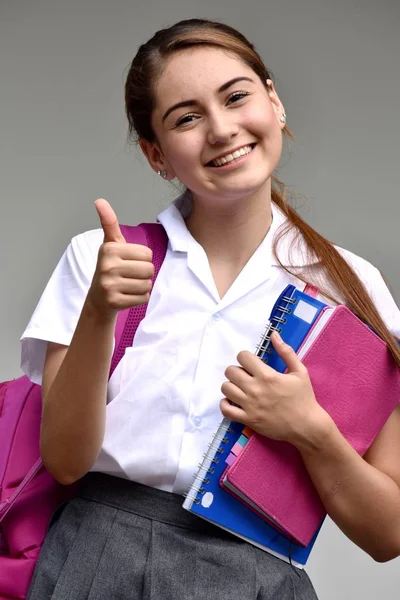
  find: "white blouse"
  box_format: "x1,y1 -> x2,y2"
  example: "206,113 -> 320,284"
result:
20,194 -> 400,495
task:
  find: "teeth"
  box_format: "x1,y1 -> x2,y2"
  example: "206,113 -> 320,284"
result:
211,145 -> 253,167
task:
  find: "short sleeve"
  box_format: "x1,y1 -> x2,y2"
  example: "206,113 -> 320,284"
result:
20,228 -> 103,385
338,246 -> 400,339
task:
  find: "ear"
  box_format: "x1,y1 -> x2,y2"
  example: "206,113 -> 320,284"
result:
266,79 -> 286,129
139,138 -> 176,180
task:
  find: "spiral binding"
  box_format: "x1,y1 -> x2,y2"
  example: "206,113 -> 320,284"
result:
184,290 -> 298,509
256,293 -> 297,362
184,420 -> 233,506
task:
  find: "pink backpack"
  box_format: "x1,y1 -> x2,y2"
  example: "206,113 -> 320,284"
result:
0,223 -> 167,600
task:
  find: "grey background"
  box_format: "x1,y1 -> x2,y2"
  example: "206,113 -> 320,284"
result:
1,0 -> 399,597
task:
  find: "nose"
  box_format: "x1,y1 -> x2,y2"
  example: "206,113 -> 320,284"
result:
206,110 -> 239,145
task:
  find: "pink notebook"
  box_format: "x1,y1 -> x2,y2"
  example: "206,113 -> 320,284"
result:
221,305 -> 400,547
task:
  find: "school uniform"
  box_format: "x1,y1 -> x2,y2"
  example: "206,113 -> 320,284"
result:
21,191 -> 400,599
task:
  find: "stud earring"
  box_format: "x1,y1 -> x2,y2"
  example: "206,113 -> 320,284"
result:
157,170 -> 168,179
280,113 -> 287,124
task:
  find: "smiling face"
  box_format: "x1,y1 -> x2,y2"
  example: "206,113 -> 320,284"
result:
140,46 -> 286,208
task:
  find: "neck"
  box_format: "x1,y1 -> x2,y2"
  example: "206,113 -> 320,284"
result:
185,184 -> 273,269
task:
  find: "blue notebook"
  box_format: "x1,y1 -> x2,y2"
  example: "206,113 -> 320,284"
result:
183,285 -> 328,567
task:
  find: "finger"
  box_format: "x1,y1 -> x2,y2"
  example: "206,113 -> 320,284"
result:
95,198 -> 126,243
110,293 -> 151,310
236,350 -> 271,378
220,397 -> 248,424
270,331 -> 304,373
101,243 -> 153,263
116,278 -> 153,296
118,260 -> 155,280
224,365 -> 252,392
220,380 -> 248,407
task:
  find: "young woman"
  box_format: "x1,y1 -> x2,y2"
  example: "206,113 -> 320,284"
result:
23,18 -> 400,600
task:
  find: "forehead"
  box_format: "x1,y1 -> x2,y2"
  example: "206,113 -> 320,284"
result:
154,47 -> 256,105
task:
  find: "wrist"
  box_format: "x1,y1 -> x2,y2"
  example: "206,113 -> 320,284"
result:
292,407 -> 336,455
83,294 -> 118,327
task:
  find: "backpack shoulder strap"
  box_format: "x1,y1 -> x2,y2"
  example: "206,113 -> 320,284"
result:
110,223 -> 168,377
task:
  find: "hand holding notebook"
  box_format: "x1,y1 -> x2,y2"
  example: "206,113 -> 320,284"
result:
220,330 -> 327,447
220,286 -> 400,547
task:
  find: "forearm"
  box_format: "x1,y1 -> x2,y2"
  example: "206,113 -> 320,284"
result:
41,299 -> 117,484
296,413 -> 400,562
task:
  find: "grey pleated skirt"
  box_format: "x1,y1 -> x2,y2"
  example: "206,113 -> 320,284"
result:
27,472 -> 318,600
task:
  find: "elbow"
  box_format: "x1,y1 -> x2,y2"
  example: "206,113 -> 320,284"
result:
371,549 -> 400,563
40,429 -> 102,486
368,538 -> 400,563
40,442 -> 89,486
42,457 -> 85,486
52,470 -> 83,487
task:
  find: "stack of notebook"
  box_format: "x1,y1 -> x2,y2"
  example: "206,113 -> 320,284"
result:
183,284 -> 400,567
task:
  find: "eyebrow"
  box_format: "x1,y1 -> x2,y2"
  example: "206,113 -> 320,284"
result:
161,76 -> 255,123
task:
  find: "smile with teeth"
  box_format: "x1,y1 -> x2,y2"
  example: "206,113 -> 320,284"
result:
209,144 -> 255,167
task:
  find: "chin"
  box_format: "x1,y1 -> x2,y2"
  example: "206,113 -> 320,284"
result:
218,175 -> 272,198
188,170 -> 273,205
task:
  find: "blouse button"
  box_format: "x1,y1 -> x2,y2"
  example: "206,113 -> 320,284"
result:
193,416 -> 202,426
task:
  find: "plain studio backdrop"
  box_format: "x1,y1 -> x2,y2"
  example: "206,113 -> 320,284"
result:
1,1 -> 399,598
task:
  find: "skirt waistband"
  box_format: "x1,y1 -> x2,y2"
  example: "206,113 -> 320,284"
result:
77,472 -> 230,537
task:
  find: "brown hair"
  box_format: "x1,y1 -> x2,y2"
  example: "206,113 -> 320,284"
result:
125,18 -> 400,366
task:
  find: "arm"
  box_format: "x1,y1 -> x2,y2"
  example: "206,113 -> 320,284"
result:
297,266 -> 400,560
40,305 -> 116,485
40,199 -> 154,485
297,404 -> 400,562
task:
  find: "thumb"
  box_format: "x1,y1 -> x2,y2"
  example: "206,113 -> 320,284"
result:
270,331 -> 303,373
95,198 -> 126,243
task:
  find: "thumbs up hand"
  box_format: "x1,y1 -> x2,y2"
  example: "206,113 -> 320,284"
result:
86,199 -> 155,320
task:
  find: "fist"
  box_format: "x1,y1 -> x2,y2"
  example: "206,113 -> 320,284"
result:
87,198 -> 155,319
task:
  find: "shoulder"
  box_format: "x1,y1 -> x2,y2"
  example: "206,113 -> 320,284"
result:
274,213 -> 399,334
68,228 -> 104,261
334,244 -> 380,282
60,228 -> 104,278
333,244 -> 400,337
333,244 -> 395,304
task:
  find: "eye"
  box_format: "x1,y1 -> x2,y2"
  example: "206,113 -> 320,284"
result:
227,91 -> 250,105
175,113 -> 199,127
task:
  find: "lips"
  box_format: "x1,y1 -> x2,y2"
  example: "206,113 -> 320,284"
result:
206,143 -> 256,167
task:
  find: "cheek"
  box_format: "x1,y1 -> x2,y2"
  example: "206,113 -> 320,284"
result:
249,110 -> 283,153
165,138 -> 200,167
243,103 -> 278,135
164,140 -> 206,183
